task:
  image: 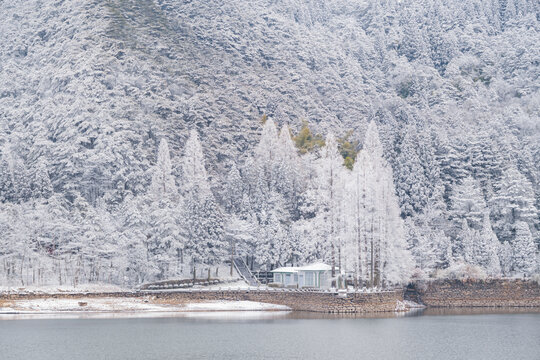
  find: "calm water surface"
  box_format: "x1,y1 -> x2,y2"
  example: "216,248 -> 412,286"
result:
1,310 -> 539,360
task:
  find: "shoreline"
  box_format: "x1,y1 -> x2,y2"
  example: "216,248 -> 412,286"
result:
0,297 -> 291,316
1,278 -> 539,316
2,305 -> 539,321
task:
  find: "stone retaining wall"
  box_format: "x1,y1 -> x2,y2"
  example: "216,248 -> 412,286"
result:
412,279 -> 540,307
0,290 -> 403,314
149,290 -> 403,313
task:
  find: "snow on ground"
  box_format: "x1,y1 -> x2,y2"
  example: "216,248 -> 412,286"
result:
0,297 -> 290,314
183,300 -> 289,311
0,283 -> 129,294
403,300 -> 426,308
202,280 -> 252,290
5,298 -> 166,313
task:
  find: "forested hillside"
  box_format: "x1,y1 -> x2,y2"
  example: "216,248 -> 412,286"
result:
0,0 -> 539,287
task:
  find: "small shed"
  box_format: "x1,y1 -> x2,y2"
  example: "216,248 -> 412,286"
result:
270,267 -> 298,287
271,263 -> 335,289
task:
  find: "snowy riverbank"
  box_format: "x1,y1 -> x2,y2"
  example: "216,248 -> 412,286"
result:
0,297 -> 290,315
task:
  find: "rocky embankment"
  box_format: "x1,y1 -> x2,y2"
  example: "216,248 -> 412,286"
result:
146,290 -> 404,314
0,289 -> 403,314
408,279 -> 540,307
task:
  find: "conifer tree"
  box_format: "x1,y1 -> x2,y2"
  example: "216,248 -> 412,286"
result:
315,133 -> 343,274
117,194 -> 152,284
450,176 -> 486,230
181,129 -> 226,271
394,124 -> 430,218
353,121 -> 413,286
147,138 -> 183,278
437,134 -> 471,204
512,222 -> 537,276
254,119 -> 279,188
491,166 -> 538,242
185,193 -> 226,267
468,130 -> 503,200
0,157 -> 15,203
476,212 -> 501,276
222,162 -> 244,214
457,219 -> 475,264
498,241 -> 513,276
32,160 -> 53,199
150,138 -> 177,201
11,158 -> 31,203
181,130 -> 211,196
406,218 -> 437,275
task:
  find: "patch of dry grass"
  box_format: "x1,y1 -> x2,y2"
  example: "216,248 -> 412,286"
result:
150,296 -> 195,305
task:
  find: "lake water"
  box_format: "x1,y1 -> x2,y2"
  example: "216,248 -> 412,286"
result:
1,309 -> 539,360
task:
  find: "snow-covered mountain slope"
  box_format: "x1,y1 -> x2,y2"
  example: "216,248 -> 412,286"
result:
0,0 -> 539,286
1,0 -> 539,200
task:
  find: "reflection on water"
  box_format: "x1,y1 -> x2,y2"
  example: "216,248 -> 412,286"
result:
0,310 -> 294,321
421,306 -> 540,316
1,306 -> 539,321
0,310 -> 539,360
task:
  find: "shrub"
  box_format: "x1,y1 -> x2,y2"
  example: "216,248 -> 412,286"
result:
410,268 -> 428,281
435,262 -> 487,281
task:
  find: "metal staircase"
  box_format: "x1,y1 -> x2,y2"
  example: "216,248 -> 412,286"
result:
233,257 -> 259,286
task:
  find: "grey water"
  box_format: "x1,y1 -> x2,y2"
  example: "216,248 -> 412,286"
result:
1,310 -> 539,360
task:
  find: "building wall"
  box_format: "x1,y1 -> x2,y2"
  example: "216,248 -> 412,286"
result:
273,270 -> 332,288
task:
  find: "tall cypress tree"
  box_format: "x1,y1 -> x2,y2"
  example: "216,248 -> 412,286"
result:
512,222 -> 537,276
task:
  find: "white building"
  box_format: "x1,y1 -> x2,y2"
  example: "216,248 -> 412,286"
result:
271,263 -> 335,289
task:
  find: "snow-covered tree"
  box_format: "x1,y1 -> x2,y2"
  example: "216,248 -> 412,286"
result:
467,130 -> 503,200
11,157 -> 31,203
313,133 -> 343,273
146,139 -> 183,279
498,241 -> 513,277
116,195 -> 152,284
406,193 -> 453,276
0,157 -> 15,203
491,166 -> 538,243
456,219 -> 475,264
0,0 -> 539,288
512,222 -> 537,276
450,176 -> 486,230
181,129 -> 211,196
394,124 -> 430,218
181,129 -> 226,271
149,138 -> 177,202
31,160 -> 53,199
222,162 -> 244,214
475,212 -> 501,276
185,192 -> 226,268
353,121 -> 413,286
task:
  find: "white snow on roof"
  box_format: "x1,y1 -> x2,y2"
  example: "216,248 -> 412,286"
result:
270,267 -> 298,273
298,263 -> 333,271
271,263 -> 334,272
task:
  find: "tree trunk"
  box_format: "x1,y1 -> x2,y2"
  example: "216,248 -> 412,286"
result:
230,239 -> 235,276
